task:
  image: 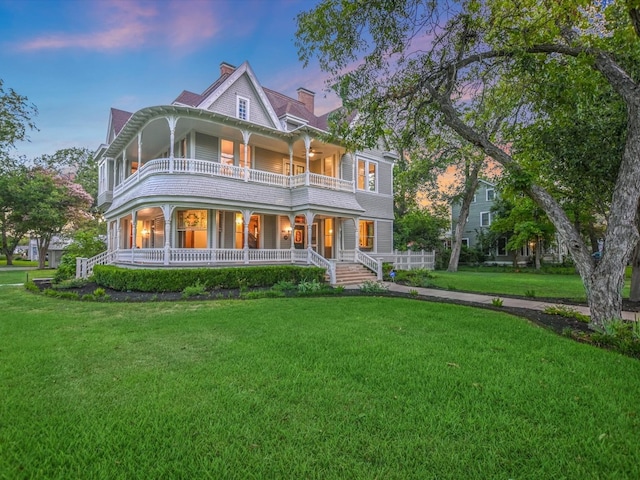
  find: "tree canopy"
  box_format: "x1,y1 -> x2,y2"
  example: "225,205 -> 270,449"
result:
296,0 -> 640,328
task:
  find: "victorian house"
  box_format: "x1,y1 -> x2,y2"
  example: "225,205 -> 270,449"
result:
88,61 -> 398,283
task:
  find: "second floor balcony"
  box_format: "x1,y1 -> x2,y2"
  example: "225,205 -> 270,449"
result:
112,157 -> 354,199
97,105 -> 356,211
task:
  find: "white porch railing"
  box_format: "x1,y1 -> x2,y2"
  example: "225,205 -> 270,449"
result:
112,157 -> 354,196
354,249 -> 383,281
309,248 -> 336,284
76,248 -> 341,283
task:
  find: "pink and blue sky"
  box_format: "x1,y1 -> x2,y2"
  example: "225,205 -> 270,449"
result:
0,0 -> 337,159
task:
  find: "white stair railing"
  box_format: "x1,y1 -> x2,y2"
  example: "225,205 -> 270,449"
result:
76,250 -> 115,279
354,249 -> 383,281
308,248 -> 336,285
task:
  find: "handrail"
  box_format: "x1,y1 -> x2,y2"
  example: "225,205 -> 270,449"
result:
354,249 -> 383,281
308,248 -> 335,285
76,250 -> 115,279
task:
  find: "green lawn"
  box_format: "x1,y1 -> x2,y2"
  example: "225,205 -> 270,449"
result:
427,270 -> 631,301
1,286 -> 639,479
0,268 -> 53,285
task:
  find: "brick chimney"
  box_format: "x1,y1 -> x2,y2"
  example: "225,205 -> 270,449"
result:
220,62 -> 236,77
297,87 -> 315,114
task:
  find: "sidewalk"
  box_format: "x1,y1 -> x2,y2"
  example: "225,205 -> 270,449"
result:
382,282 -> 639,321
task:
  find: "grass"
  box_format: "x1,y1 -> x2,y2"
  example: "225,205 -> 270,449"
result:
428,270 -> 632,301
0,268 -> 54,285
2,286 -> 640,478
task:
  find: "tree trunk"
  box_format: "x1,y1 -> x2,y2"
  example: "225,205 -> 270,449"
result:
428,75 -> 640,329
630,241 -> 640,302
535,237 -> 541,270
448,162 -> 481,272
36,238 -> 51,270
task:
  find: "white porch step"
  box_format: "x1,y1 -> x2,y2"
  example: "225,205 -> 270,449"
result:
329,262 -> 378,286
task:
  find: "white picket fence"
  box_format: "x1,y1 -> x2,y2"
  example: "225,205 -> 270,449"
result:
376,250 -> 436,271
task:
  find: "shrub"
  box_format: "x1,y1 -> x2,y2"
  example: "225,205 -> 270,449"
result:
182,280 -> 207,299
92,265 -> 325,293
359,281 -> 389,293
491,298 -> 504,307
392,269 -> 433,287
24,281 -> 39,293
297,279 -> 322,294
53,278 -> 89,290
543,305 -> 590,323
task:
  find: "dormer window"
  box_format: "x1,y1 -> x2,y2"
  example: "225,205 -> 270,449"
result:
237,96 -> 249,120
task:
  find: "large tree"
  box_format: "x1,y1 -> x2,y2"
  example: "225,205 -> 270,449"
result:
0,162 -> 33,265
296,0 -> 640,329
22,167 -> 93,269
35,147 -> 98,209
0,79 -> 37,157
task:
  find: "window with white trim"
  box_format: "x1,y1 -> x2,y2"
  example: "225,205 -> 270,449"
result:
480,211 -> 491,227
357,158 -> 377,192
461,238 -> 470,248
359,220 -> 375,251
237,96 -> 249,120
486,188 -> 495,201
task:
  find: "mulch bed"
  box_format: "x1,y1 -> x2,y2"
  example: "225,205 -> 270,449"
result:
36,279 -> 611,336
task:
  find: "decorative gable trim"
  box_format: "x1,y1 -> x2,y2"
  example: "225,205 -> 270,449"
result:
196,61 -> 282,130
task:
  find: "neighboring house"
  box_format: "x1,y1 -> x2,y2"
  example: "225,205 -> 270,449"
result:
450,180 -> 508,259
89,61 -> 398,282
29,236 -> 71,268
450,180 -> 567,265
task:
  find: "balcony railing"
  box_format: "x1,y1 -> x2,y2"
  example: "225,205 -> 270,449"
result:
112,157 -> 354,196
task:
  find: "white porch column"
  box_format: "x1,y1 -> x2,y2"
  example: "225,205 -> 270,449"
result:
242,209 -> 252,264
131,211 -> 138,263
288,143 -> 294,187
306,211 -> 315,263
241,130 -> 251,182
303,135 -> 311,186
167,116 -> 177,173
162,204 -> 173,266
210,209 -> 217,250
121,151 -> 126,184
115,218 -> 121,251
353,217 -> 360,252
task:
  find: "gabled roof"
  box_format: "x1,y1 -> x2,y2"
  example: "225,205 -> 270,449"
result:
107,108 -> 133,143
196,61 -> 282,129
173,90 -> 204,107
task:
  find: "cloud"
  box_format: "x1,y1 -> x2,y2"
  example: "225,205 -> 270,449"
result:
17,0 -> 218,53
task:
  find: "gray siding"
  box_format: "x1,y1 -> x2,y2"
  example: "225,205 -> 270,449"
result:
209,74 -> 275,128
279,215 -> 292,249
340,154 -> 354,182
222,211 -> 235,248
377,161 -> 393,196
195,132 -> 219,161
262,215 -> 277,249
254,147 -> 284,174
342,219 -> 356,250
355,192 -> 394,220
376,220 -> 393,253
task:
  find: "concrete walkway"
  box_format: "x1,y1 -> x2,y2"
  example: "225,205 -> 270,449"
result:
382,282 -> 639,321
